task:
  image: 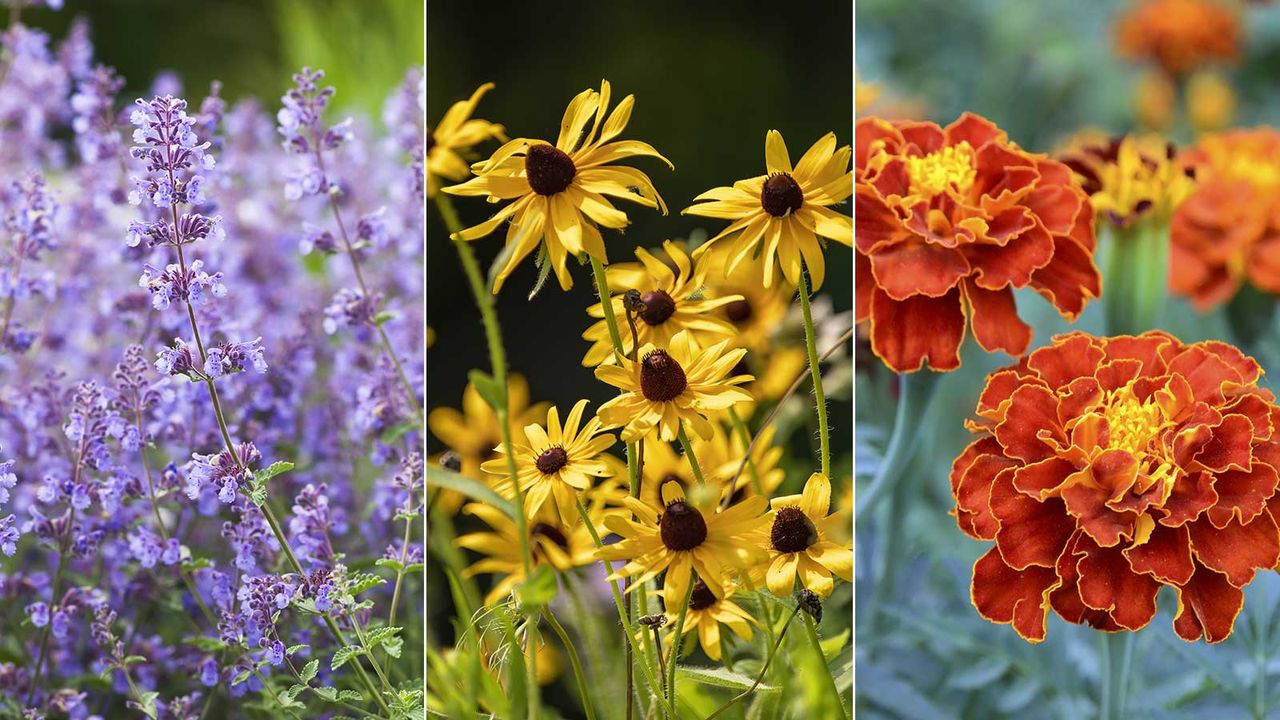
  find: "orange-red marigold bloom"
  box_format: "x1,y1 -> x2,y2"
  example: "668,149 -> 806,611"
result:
856,113 -> 1101,373
1170,129 -> 1280,310
1114,0 -> 1240,77
954,331 -> 1280,643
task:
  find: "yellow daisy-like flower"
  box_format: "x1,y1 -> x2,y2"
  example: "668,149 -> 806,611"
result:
754,473 -> 852,598
599,483 -> 767,604
427,375 -> 547,514
636,437 -> 727,511
636,422 -> 782,509
700,243 -> 793,355
457,499 -> 610,607
427,83 -> 507,199
595,330 -> 753,442
685,131 -> 852,289
481,399 -> 616,524
662,579 -> 755,662
443,80 -> 672,293
582,240 -> 741,367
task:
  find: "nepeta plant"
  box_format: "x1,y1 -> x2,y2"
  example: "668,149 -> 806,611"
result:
0,5 -> 423,719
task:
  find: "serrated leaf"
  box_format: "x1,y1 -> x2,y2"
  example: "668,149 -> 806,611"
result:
331,645 -> 365,671
365,626 -> 401,650
314,686 -> 338,701
426,467 -> 516,517
255,461 -> 295,483
337,690 -> 364,702
677,665 -> 776,692
300,659 -> 319,683
349,572 -> 387,596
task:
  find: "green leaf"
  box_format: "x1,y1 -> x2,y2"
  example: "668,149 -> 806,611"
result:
381,420 -> 419,445
248,461 -> 295,507
947,657 -> 1009,690
300,659 -> 319,684
527,244 -> 553,301
515,564 -> 557,612
676,665 -> 776,692
348,571 -> 387,596
426,467 -> 516,517
331,645 -> 366,671
364,626 -> 401,650
467,369 -> 504,411
286,644 -> 309,656
337,690 -> 364,702
373,310 -> 397,326
313,686 -> 338,701
486,228 -> 521,292
819,627 -> 849,661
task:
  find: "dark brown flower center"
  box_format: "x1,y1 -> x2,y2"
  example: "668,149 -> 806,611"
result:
640,290 -> 677,326
535,446 -> 569,475
530,522 -> 570,550
525,143 -> 576,195
770,506 -> 817,553
688,579 -> 716,611
760,173 -> 804,217
640,350 -> 687,402
659,500 -> 707,551
724,299 -> 752,325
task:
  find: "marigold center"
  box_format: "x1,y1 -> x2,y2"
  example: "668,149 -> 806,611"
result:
904,142 -> 976,198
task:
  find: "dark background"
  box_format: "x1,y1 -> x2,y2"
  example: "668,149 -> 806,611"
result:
23,0 -> 423,117
426,0 -> 854,430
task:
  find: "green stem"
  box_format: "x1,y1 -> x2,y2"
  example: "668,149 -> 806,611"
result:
543,607 -> 597,720
665,578 -> 695,711
801,613 -> 847,720
435,192 -> 539,718
727,407 -> 763,499
1099,632 -> 1135,720
676,426 -> 706,486
796,264 -> 830,477
705,604 -> 801,720
588,255 -> 626,365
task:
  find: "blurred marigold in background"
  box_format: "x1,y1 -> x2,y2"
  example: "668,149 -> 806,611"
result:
1059,134 -> 1196,228
444,80 -> 671,293
426,83 -> 507,198
685,130 -> 852,290
1134,70 -> 1176,130
1114,0 -> 1240,77
1187,70 -> 1238,133
855,113 -> 1100,373
954,331 -> 1280,643
427,375 -> 548,514
1171,128 -> 1280,309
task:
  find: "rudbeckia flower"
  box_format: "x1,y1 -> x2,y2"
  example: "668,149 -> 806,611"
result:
954,331 -> 1280,643
598,483 -> 767,604
427,375 -> 547,514
751,473 -> 852,597
457,499 -> 611,607
700,241 -> 794,354
685,131 -> 852,290
595,330 -> 753,442
856,113 -> 1101,373
582,241 -> 741,366
661,579 -> 755,662
426,83 -> 507,198
1059,134 -> 1196,228
636,423 -> 785,510
1114,0 -> 1239,77
481,399 -> 616,523
443,80 -> 671,293
1170,129 -> 1280,310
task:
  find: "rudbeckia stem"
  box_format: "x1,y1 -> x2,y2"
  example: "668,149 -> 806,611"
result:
574,497 -> 671,719
543,607 -> 597,720
1099,632 -> 1135,720
436,192 -> 540,719
677,426 -> 706,486
705,603 -> 801,720
801,611 -> 848,720
796,264 -> 831,477
666,578 -> 695,711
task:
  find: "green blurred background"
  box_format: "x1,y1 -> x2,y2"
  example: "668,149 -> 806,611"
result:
24,0 -> 423,116
427,0 -> 853,424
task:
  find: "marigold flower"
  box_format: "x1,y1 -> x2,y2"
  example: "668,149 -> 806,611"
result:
1170,128 -> 1280,310
427,375 -> 547,514
1134,70 -> 1176,130
661,579 -> 755,661
598,483 -> 768,603
1187,70 -> 1237,133
1059,134 -> 1196,228
444,80 -> 671,293
1114,0 -> 1240,77
750,473 -> 852,598
856,113 -> 1101,373
480,399 -> 616,524
954,331 -> 1280,643
425,83 -> 507,198
582,241 -> 740,366
595,330 -> 753,442
457,500 -> 610,606
685,130 -> 852,290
